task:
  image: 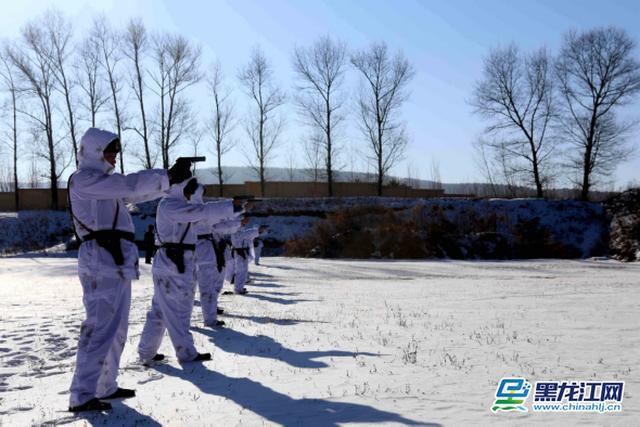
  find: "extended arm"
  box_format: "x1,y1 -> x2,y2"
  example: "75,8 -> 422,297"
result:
73,169 -> 169,201
164,199 -> 234,224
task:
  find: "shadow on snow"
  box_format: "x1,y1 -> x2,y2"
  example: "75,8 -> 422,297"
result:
47,401 -> 162,426
220,313 -> 327,326
242,293 -> 319,306
153,363 -> 437,427
193,327 -> 377,369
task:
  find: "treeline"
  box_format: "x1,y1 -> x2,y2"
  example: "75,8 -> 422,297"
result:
472,27 -> 640,201
0,9 -> 415,209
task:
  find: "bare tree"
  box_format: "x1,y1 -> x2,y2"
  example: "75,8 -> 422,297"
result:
556,27 -> 640,200
150,35 -> 169,168
7,22 -> 62,208
93,16 -> 126,173
238,46 -> 285,196
150,33 -> 202,168
428,158 -> 443,190
44,10 -> 80,167
351,42 -> 415,196
0,46 -> 21,209
292,35 -> 347,196
206,61 -> 235,196
303,132 -> 323,182
472,45 -> 555,198
75,34 -> 109,127
123,18 -> 153,168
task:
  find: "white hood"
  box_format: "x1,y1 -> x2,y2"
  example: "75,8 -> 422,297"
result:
78,128 -> 119,174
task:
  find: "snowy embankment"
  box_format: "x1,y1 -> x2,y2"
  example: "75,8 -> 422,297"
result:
0,211 -> 71,255
257,198 -> 607,258
0,197 -> 610,259
0,256 -> 639,425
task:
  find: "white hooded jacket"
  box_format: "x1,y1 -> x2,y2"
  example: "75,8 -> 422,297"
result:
211,218 -> 242,239
152,181 -> 234,278
231,226 -> 260,249
189,187 -> 242,267
70,128 -> 170,279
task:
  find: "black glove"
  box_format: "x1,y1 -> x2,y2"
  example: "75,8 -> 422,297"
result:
168,158 -> 192,185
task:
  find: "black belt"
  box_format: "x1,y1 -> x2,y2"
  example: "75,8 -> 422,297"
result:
160,242 -> 195,274
233,247 -> 250,260
83,230 -> 135,242
81,230 -> 135,266
196,234 -> 227,272
161,242 -> 196,251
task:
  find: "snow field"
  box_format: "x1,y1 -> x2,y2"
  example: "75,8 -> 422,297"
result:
0,256 -> 638,426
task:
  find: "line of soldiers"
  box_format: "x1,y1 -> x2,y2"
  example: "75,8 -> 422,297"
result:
67,128 -> 267,412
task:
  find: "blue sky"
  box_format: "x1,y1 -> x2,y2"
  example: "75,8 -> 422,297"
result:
1,0 -> 639,187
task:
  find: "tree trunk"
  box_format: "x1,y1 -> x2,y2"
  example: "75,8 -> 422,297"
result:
11,89 -> 18,210
160,82 -> 167,168
377,123 -> 383,197
580,144 -> 592,201
529,139 -> 543,198
377,161 -> 383,196
259,113 -> 265,197
216,100 -> 224,196
61,81 -> 78,166
581,108 -> 600,201
47,126 -> 58,210
43,96 -> 59,209
134,50 -> 151,169
165,89 -> 177,169
326,97 -> 333,197
217,145 -> 223,197
108,73 -> 124,173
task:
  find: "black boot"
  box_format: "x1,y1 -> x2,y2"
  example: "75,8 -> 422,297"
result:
100,387 -> 136,400
142,353 -> 165,367
205,320 -> 225,328
69,398 -> 112,413
217,308 -> 224,315
192,352 -> 211,362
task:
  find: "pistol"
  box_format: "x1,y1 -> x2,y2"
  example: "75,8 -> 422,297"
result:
175,156 -> 206,165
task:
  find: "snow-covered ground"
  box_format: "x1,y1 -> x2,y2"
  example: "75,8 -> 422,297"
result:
0,256 -> 638,426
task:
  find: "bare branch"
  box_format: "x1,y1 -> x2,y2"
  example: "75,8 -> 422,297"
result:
351,42 -> 414,195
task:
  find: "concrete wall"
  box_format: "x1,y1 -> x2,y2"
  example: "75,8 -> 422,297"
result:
203,184 -> 251,198
0,183 -> 445,211
0,189 -> 68,211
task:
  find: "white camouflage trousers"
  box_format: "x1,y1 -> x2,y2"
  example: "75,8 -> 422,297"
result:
138,274 -> 198,362
69,275 -> 131,407
195,264 -> 225,325
224,246 -> 234,284
254,241 -> 263,265
233,249 -> 250,293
